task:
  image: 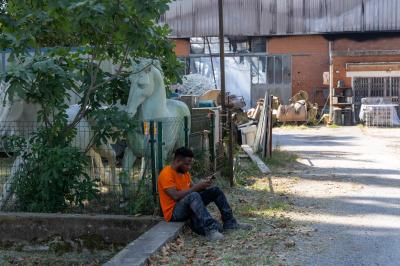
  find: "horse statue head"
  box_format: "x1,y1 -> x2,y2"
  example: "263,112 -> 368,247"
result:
126,58 -> 165,118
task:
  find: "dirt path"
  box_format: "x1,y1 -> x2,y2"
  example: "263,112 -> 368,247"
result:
274,126 -> 400,266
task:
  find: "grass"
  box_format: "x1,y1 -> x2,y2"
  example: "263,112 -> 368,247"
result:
263,148 -> 298,171
327,123 -> 341,128
278,124 -> 309,130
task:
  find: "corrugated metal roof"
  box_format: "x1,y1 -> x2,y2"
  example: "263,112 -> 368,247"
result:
162,0 -> 400,38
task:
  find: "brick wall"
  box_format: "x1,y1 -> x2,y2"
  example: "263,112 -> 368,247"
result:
268,35 -> 330,105
172,39 -> 190,57
333,37 -> 400,51
332,55 -> 400,88
332,36 -> 400,87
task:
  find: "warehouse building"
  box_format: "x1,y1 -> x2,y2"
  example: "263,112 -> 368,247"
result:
162,0 -> 400,118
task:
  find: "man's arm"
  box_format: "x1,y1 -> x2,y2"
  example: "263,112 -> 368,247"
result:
165,179 -> 212,201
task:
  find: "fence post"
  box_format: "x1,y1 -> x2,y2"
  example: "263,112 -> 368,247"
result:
157,121 -> 163,174
227,110 -> 234,187
209,112 -> 215,172
149,121 -> 157,201
184,116 -> 189,148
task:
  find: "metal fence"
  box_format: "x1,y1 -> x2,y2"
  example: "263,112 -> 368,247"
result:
0,115 -> 221,214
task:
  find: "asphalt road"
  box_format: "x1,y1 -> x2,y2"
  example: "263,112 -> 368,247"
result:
273,126 -> 400,266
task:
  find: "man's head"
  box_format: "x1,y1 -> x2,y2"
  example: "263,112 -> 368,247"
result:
172,147 -> 194,174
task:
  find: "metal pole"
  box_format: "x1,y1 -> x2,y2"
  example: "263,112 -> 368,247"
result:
209,112 -> 215,172
184,116 -> 189,148
157,121 -> 163,174
329,41 -> 334,124
149,121 -> 157,199
227,110 -> 234,187
268,95 -> 273,157
218,0 -> 226,113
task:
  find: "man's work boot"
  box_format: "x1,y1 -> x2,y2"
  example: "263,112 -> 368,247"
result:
206,230 -> 224,241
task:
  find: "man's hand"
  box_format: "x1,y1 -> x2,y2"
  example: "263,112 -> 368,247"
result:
192,179 -> 212,191
165,179 -> 212,202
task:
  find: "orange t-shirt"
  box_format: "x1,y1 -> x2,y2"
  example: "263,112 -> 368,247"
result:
158,166 -> 192,222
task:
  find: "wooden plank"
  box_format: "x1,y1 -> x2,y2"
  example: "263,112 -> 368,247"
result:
253,91 -> 269,153
241,145 -> 271,174
262,91 -> 270,157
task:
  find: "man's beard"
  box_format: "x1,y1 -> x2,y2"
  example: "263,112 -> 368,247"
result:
176,167 -> 186,174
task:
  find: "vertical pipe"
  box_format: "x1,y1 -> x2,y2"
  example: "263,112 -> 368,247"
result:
268,95 -> 273,158
184,116 -> 189,148
227,110 -> 234,187
149,121 -> 157,199
157,121 -> 163,174
206,37 -> 218,90
329,41 -> 334,124
218,0 -> 226,114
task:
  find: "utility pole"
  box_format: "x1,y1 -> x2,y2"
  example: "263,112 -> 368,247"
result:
329,41 -> 334,124
218,0 -> 226,113
218,0 -> 233,186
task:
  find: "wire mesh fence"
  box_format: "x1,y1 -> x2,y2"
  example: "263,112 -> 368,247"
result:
364,105 -> 398,127
0,115 -> 221,214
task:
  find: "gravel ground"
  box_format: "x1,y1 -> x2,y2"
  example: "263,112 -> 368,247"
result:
274,126 -> 400,266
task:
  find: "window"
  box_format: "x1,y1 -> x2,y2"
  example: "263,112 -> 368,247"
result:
274,56 -> 282,84
282,56 -> 291,84
266,55 -> 291,85
267,57 -> 275,84
251,56 -> 267,85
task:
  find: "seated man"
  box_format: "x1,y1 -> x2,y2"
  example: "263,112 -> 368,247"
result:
158,147 -> 251,241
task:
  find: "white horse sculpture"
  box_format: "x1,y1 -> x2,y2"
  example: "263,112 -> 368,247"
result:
0,83 -> 116,208
120,59 -> 190,195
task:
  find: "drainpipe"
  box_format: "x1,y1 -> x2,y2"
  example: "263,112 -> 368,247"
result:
329,41 -> 334,124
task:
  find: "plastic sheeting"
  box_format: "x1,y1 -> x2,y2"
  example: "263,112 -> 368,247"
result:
359,98 -> 400,126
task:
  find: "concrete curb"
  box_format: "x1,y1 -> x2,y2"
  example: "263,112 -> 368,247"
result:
104,221 -> 184,266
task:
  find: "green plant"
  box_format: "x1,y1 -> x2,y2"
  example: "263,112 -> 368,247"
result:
11,134 -> 98,212
0,0 -> 180,212
191,149 -> 212,180
128,177 -> 156,215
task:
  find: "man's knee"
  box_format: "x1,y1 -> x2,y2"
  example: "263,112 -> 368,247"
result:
208,186 -> 223,195
186,191 -> 202,202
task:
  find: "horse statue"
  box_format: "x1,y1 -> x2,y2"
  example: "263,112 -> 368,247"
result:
120,58 -> 190,197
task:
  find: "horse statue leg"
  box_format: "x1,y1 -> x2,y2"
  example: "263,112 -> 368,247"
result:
94,143 -> 117,187
138,157 -> 146,180
121,145 -> 136,199
88,148 -> 105,183
0,156 -> 23,210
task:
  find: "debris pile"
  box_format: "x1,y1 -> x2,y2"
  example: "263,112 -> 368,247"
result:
277,90 -> 318,124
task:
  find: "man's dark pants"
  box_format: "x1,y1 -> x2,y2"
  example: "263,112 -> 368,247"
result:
170,187 -> 237,235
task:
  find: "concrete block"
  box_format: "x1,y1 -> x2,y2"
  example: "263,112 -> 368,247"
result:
104,221 -> 184,266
